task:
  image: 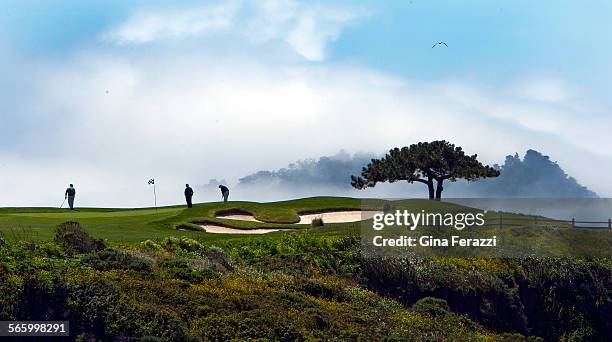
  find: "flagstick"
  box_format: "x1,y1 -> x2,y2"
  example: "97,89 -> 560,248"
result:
153,183 -> 157,211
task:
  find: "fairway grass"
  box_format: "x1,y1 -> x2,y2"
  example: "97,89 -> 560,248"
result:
0,197 -> 371,243
0,197 -> 610,256
5,207 -> 182,218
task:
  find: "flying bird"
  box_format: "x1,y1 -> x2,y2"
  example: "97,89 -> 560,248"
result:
432,42 -> 448,48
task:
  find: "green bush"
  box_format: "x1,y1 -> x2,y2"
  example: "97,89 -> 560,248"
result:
54,221 -> 105,255
205,246 -> 233,271
81,248 -> 153,272
1,233 -> 609,341
311,217 -> 324,227
178,237 -> 203,252
411,297 -> 451,317
140,240 -> 162,252
37,242 -> 64,257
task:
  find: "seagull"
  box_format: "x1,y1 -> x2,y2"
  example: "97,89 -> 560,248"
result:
432,42 -> 448,48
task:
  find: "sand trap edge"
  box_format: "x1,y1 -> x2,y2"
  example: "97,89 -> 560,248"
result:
215,208 -> 263,222
297,210 -> 382,224
199,224 -> 286,234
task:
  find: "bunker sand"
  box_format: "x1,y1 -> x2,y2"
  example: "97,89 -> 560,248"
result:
200,224 -> 282,234
216,210 -> 381,224
216,214 -> 263,222
298,211 -> 381,224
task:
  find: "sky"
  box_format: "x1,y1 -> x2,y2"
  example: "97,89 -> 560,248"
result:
1,0 -> 611,207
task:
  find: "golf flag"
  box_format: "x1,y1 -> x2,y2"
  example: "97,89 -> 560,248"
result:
148,178 -> 157,210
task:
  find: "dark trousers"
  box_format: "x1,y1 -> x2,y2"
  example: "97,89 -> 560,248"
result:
68,196 -> 75,210
222,191 -> 229,202
186,195 -> 193,208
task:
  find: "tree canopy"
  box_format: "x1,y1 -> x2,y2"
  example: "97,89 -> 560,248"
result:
351,141 -> 500,199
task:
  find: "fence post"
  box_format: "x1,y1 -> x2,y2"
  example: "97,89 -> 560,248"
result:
499,212 -> 503,229
608,218 -> 611,230
571,218 -> 575,228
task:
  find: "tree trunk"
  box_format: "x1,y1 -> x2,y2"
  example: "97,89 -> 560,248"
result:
435,179 -> 444,200
427,178 -> 435,200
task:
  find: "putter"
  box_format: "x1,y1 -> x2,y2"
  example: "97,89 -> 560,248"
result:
60,198 -> 66,209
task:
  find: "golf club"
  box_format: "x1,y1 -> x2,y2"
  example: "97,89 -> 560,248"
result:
60,198 -> 66,209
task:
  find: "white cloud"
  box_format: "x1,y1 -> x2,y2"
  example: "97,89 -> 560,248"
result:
3,49 -> 611,207
2,2 -> 611,207
102,0 -> 367,61
103,1 -> 241,44
284,7 -> 349,61
517,79 -> 569,103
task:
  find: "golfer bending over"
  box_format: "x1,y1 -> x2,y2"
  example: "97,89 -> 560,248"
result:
219,185 -> 229,202
65,184 -> 76,210
184,184 -> 194,208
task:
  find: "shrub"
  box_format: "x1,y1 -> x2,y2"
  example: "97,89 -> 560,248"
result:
311,217 -> 324,227
140,336 -> 164,342
54,222 -> 105,255
178,237 -> 203,252
81,248 -> 153,272
205,246 -> 233,271
140,240 -> 163,252
302,277 -> 344,299
158,257 -> 212,282
383,202 -> 394,213
148,237 -> 203,253
158,257 -> 189,269
411,297 -> 451,317
37,242 -> 64,257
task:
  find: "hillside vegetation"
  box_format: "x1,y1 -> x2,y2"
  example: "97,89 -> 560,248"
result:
0,197 -> 610,341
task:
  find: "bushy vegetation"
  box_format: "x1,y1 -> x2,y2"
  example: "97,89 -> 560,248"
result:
54,221 -> 105,255
311,217 -> 324,227
411,297 -> 451,317
1,201 -> 610,341
360,256 -> 612,341
0,222 -> 562,341
81,248 -> 153,272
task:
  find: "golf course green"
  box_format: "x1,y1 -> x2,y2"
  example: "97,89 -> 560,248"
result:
0,196 -> 610,256
1,197 -> 378,242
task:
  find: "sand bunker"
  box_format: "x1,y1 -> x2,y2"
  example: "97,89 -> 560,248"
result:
298,211 -> 381,224
200,224 -> 281,234
216,214 -> 263,222
215,209 -> 381,224
215,209 -> 263,222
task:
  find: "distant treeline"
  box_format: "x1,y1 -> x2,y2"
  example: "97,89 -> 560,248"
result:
460,149 -> 597,198
236,149 -> 597,198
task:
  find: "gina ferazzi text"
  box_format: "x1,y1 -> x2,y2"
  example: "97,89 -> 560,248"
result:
372,235 -> 497,248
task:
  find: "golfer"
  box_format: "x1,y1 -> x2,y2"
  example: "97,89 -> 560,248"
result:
65,184 -> 76,210
184,184 -> 194,208
219,185 -> 229,202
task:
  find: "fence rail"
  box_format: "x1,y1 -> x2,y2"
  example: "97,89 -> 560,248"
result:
480,214 -> 612,230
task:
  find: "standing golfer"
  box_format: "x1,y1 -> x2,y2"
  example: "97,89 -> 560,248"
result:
184,184 -> 194,208
219,185 -> 229,202
65,184 -> 76,210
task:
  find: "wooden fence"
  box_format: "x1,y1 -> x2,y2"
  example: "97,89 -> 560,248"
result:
481,213 -> 612,230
